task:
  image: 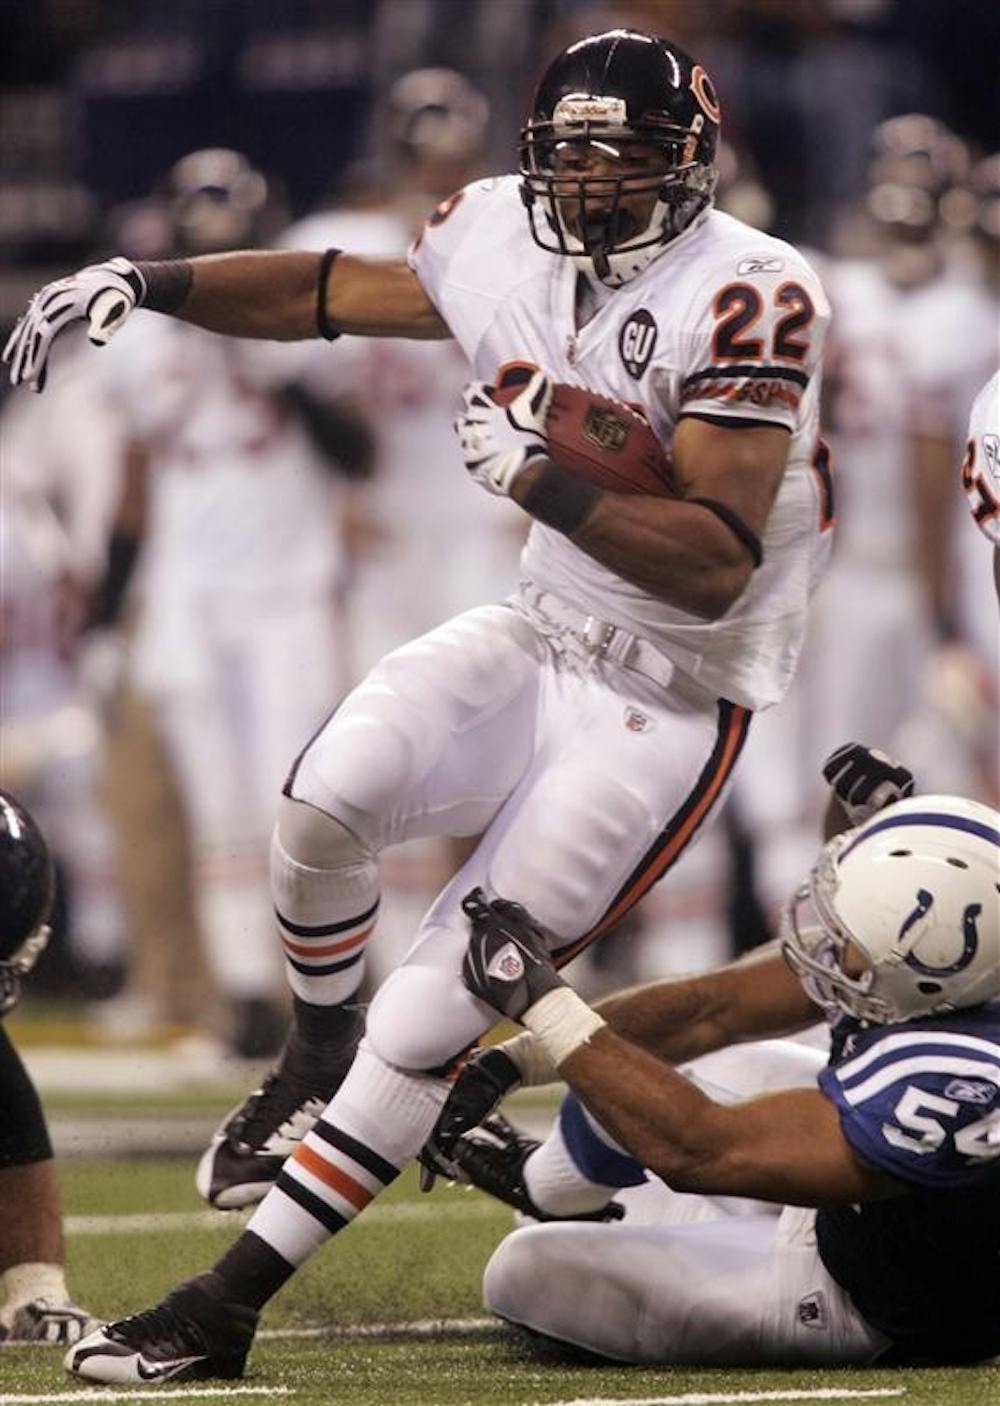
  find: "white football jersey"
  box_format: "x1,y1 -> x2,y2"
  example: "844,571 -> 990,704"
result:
822,260 -> 993,568
94,313 -> 345,602
410,176 -> 832,710
962,370 -> 1000,546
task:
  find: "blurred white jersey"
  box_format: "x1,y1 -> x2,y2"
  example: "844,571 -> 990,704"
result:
410,176 -> 833,710
962,370 -> 1000,545
94,314 -> 345,688
822,260 -> 989,568
281,204 -> 524,677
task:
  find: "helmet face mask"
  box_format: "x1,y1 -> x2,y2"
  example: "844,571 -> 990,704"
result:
520,31 -> 720,286
781,796 -> 1000,1026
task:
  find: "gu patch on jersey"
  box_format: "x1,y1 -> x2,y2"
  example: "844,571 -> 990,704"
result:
486,942 -> 526,983
619,309 -> 658,379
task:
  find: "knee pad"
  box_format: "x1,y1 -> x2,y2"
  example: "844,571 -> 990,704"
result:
365,964 -> 489,1072
483,1224 -> 564,1325
274,795 -> 370,870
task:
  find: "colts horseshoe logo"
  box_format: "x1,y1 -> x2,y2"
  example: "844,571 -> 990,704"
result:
899,888 -> 981,976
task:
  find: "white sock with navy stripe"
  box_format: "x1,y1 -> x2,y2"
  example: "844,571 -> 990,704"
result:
270,830 -> 380,1006
245,1043 -> 450,1267
525,1092 -> 646,1216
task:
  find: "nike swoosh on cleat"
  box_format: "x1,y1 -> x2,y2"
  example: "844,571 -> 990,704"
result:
136,1354 -> 208,1380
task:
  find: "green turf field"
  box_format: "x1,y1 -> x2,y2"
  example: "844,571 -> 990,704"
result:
0,1154 -> 997,1406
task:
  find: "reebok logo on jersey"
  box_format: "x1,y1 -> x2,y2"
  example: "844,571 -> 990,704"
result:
486,943 -> 525,983
738,256 -> 784,274
619,310 -> 658,379
945,1078 -> 996,1106
797,1291 -> 827,1328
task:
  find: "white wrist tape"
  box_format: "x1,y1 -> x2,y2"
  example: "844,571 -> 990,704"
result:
500,1031 -> 559,1087
523,987 -> 607,1068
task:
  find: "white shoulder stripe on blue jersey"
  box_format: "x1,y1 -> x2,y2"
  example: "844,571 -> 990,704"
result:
841,1055 -> 1000,1106
839,809 -> 1000,861
837,1029 -> 1000,1083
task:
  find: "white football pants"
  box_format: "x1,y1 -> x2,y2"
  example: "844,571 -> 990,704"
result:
287,602 -> 751,1070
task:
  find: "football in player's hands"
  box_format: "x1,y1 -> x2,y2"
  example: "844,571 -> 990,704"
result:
492,367 -> 677,497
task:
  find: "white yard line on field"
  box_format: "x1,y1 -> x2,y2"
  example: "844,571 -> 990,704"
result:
542,1390 -> 905,1406
65,1196 -> 497,1236
258,1316 -> 498,1341
0,1390 -> 290,1405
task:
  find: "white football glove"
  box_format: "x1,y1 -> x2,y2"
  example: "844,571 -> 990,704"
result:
3,257 -> 146,392
455,370 -> 552,496
0,1297 -> 97,1345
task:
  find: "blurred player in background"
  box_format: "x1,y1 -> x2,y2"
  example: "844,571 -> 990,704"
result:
0,793 -> 95,1344
960,369 -> 999,600
91,149 -> 360,1057
0,359 -> 128,1002
812,115 -> 985,755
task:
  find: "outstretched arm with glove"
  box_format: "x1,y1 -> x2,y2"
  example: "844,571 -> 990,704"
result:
3,250 -> 448,393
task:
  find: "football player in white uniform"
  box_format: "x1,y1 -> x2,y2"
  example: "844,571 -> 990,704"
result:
5,30 -> 832,1381
961,369 -> 1000,599
810,116 -> 988,759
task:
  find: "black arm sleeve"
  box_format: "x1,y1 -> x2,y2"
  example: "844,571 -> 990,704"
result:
0,1024 -> 52,1168
280,384 -> 377,480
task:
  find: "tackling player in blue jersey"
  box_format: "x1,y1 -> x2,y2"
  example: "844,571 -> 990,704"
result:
427,750 -> 1000,1366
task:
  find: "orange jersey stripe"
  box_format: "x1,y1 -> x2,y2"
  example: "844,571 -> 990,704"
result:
555,703 -> 750,967
292,1142 -> 373,1212
280,923 -> 374,960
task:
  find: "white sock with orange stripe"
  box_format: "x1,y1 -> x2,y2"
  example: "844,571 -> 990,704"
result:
246,1043 -> 449,1266
270,829 -> 380,1007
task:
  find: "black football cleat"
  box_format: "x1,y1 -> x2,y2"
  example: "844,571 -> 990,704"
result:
64,1273 -> 257,1384
197,1006 -> 365,1209
448,1113 -> 623,1223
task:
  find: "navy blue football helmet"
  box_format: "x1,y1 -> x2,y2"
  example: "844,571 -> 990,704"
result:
520,29 -> 721,285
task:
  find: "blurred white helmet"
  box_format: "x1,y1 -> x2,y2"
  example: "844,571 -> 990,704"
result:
781,795 -> 1000,1024
388,68 -> 489,164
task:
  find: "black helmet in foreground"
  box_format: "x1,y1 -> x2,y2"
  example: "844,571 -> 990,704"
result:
520,29 -> 721,286
0,792 -> 54,1015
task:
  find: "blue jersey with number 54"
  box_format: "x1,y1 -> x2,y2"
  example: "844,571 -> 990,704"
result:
816,1001 -> 1000,1362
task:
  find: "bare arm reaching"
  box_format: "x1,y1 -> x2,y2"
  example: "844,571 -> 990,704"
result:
3,249 -> 449,392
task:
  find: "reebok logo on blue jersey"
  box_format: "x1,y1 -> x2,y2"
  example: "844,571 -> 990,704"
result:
945,1078 -> 996,1105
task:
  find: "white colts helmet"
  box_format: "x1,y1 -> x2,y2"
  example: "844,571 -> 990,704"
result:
782,795 -> 1000,1024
